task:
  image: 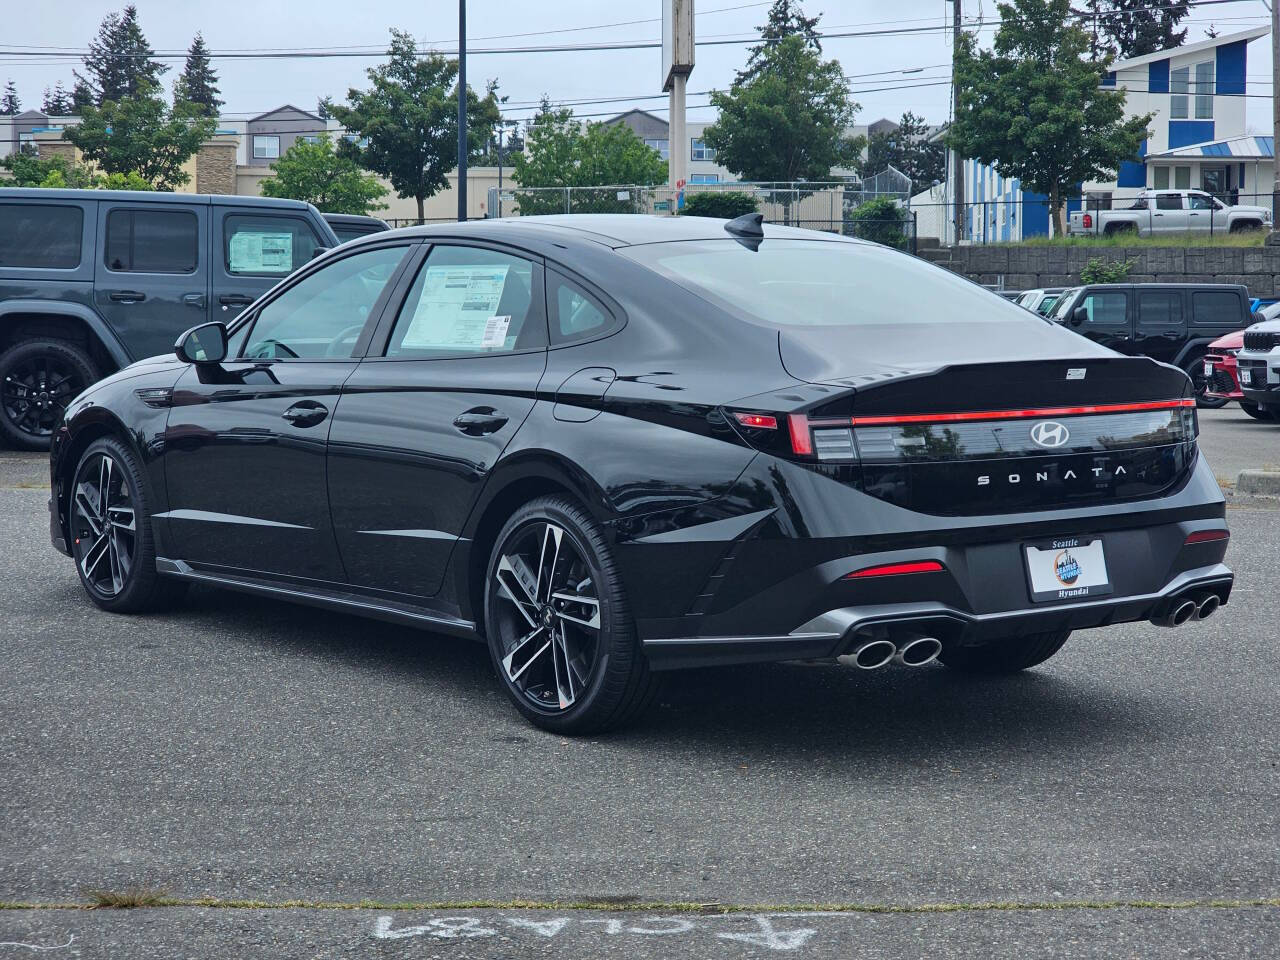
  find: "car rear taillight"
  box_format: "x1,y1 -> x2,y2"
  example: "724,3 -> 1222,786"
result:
844,560 -> 945,579
724,408 -> 859,462
1082,213 -> 1093,229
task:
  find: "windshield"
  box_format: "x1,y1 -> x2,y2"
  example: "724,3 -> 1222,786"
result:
620,239 -> 1040,327
1048,288 -> 1080,319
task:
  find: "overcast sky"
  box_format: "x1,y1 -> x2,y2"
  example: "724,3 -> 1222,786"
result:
2,0 -> 1273,133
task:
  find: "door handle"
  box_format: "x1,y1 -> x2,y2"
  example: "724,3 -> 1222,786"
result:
281,400 -> 329,428
183,293 -> 206,308
219,294 -> 254,307
108,290 -> 147,303
453,408 -> 509,436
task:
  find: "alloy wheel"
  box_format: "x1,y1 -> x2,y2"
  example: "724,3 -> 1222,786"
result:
2,355 -> 83,438
492,521 -> 602,713
71,453 -> 137,598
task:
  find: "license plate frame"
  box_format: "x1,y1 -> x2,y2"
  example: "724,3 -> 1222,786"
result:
1023,536 -> 1113,603
1203,360 -> 1214,378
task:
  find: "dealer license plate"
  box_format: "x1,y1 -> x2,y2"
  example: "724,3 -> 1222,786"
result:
1203,360 -> 1214,377
1024,537 -> 1112,603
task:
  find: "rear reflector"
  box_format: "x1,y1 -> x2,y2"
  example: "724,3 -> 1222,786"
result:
845,560 -> 945,579
788,413 -> 814,456
733,412 -> 778,429
849,398 -> 1195,427
1184,529 -> 1230,545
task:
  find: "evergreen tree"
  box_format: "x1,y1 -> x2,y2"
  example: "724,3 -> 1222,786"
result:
42,82 -> 75,116
173,33 -> 223,116
71,78 -> 95,111
859,111 -> 946,196
1092,0 -> 1189,59
317,99 -> 331,120
738,0 -> 822,82
74,5 -> 168,106
0,81 -> 20,115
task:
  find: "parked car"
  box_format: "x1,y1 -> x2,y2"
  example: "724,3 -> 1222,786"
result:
1048,282 -> 1254,406
1235,317 -> 1280,416
49,214 -> 1232,732
0,188 -> 338,450
1067,190 -> 1271,237
1202,329 -> 1273,420
323,213 -> 391,244
1016,287 -> 1065,316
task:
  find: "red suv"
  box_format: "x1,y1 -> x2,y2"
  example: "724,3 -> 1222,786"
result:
1204,330 -> 1274,419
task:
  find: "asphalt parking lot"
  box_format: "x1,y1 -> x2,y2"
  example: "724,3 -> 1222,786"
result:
2,408 -> 1279,958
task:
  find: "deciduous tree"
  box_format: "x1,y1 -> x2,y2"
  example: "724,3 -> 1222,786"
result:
948,0 -> 1150,236
65,90 -> 215,190
260,133 -> 388,214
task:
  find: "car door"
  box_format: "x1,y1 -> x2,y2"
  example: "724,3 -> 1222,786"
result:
1152,193 -> 1187,234
1072,288 -> 1134,353
1133,289 -> 1186,363
92,201 -> 210,361
1186,192 -> 1214,233
211,207 -> 325,323
327,242 -> 548,600
160,242 -> 415,581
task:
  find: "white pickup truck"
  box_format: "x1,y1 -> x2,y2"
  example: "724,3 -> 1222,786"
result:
1068,189 -> 1271,237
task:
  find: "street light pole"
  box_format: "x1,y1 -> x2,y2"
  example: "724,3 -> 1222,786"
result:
457,0 -> 468,223
952,0 -> 964,245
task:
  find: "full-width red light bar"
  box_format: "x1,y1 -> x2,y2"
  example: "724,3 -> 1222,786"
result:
844,560 -> 945,579
848,398 -> 1195,427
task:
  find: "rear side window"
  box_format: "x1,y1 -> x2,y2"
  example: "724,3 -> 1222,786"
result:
1191,291 -> 1242,326
105,208 -> 198,273
224,214 -> 320,277
548,271 -> 613,344
0,203 -> 83,269
1137,291 -> 1183,326
1156,194 -> 1183,211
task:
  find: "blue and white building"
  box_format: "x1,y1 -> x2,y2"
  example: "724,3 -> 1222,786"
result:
917,25 -> 1271,243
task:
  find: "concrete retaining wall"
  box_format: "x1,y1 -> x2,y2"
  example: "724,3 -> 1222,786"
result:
945,244 -> 1280,298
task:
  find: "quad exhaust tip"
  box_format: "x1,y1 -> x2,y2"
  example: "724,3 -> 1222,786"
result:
1194,593 -> 1220,621
841,638 -> 897,670
894,636 -> 943,667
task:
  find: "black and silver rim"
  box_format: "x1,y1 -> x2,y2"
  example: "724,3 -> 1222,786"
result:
2,355 -> 83,438
71,453 -> 136,598
492,521 -> 601,713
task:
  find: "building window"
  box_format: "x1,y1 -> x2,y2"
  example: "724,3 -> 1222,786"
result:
689,174 -> 720,184
300,135 -> 320,145
1170,66 -> 1189,119
1194,60 -> 1214,119
690,138 -> 715,161
1153,166 -> 1170,190
1174,166 -> 1191,190
252,135 -> 281,159
643,138 -> 669,161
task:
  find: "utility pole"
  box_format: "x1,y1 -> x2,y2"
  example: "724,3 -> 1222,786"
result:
457,0 -> 467,223
951,0 -> 964,245
1271,0 -> 1279,234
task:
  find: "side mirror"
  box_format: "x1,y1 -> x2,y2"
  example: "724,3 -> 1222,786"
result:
175,322 -> 228,364
311,246 -> 331,260
1070,305 -> 1088,327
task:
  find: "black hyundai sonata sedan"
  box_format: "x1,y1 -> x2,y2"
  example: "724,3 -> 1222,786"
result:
49,214 -> 1233,732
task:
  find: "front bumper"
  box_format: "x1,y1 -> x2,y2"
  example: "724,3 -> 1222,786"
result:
1204,354 -> 1243,400
1237,350 -> 1280,406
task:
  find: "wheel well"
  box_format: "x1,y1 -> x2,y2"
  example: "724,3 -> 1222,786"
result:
0,313 -> 117,375
465,475 -> 581,631
56,422 -> 127,523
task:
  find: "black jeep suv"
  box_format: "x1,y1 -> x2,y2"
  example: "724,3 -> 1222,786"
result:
0,188 -> 337,449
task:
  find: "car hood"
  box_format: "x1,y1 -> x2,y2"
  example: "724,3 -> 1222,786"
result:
1245,318 -> 1280,334
778,317 -> 1113,386
1209,330 -> 1245,350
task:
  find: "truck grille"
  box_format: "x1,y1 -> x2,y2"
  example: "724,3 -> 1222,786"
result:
1243,331 -> 1280,351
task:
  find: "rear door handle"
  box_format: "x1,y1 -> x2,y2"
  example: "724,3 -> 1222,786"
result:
182,293 -> 206,308
108,290 -> 147,303
453,408 -> 509,436
281,400 -> 329,428
219,294 -> 254,307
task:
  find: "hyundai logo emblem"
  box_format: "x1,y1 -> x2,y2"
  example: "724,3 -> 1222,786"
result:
1030,421 -> 1070,448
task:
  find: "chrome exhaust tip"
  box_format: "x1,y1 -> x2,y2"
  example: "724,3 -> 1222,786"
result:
838,638 -> 897,670
1150,597 -> 1199,628
894,636 -> 942,667
1193,593 -> 1220,621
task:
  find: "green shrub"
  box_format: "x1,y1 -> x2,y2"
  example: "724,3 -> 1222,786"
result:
1079,256 -> 1135,283
846,197 -> 908,249
680,191 -> 759,219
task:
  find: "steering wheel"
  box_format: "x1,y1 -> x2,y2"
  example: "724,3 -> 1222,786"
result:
247,338 -> 299,360
326,324 -> 368,357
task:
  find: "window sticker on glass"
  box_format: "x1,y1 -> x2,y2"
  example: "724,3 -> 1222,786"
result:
400,264 -> 512,350
229,231 -> 294,274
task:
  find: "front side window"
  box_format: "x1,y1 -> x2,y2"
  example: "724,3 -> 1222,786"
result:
1079,292 -> 1128,325
243,245 -> 406,359
253,135 -> 280,159
1137,291 -> 1183,326
1188,193 -> 1213,210
223,214 -> 321,276
385,246 -> 542,358
104,208 -> 198,274
0,203 -> 83,269
622,239 -> 1049,328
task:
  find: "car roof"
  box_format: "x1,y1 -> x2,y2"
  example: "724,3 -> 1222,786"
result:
370,214 -> 863,249
0,187 -> 316,213
323,213 -> 389,228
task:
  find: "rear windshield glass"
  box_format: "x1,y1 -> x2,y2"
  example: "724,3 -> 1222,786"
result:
620,239 -> 1037,327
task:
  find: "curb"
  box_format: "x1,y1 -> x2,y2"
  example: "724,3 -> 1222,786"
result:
1235,470 -> 1280,497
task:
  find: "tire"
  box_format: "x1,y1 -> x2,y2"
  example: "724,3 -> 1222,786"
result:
483,495 -> 659,734
1240,400 -> 1275,421
0,338 -> 99,451
939,630 -> 1071,674
68,436 -> 188,613
1183,356 -> 1228,409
